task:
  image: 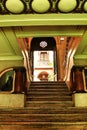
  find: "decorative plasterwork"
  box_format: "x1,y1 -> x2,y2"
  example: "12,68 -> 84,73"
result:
0,0 -> 87,14
0,14 -> 87,27
3,0 -> 26,14
56,0 -> 79,13
30,0 -> 52,13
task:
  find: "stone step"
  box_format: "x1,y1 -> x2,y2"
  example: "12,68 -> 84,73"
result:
32,84 -> 67,87
27,93 -> 71,97
19,107 -> 87,114
27,91 -> 70,95
27,96 -> 72,101
0,107 -> 87,114
27,93 -> 71,98
27,93 -> 71,101
0,113 -> 87,122
0,122 -> 87,130
27,94 -> 71,96
30,83 -> 67,88
26,93 -> 71,98
31,81 -> 66,85
30,84 -> 67,87
29,88 -> 69,92
30,87 -> 68,91
26,101 -> 73,107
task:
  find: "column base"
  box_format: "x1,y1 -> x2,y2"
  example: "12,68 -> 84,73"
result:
73,93 -> 87,107
0,93 -> 25,108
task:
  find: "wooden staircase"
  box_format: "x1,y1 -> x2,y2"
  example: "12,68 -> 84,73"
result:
0,81 -> 87,130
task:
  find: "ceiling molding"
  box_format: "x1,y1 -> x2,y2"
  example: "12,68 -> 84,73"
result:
74,30 -> 87,55
14,26 -> 85,37
0,14 -> 87,27
0,0 -> 86,14
74,54 -> 87,66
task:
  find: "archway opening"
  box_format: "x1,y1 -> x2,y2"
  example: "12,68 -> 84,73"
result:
30,37 -> 57,81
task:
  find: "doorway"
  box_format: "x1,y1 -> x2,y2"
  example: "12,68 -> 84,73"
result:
30,37 -> 57,81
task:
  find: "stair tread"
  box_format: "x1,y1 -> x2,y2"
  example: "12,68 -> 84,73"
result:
28,96 -> 71,98
27,98 -> 72,101
1,124 -> 87,130
27,95 -> 71,97
26,100 -> 72,103
0,113 -> 87,116
27,92 -> 71,95
29,88 -> 68,91
0,121 -> 87,125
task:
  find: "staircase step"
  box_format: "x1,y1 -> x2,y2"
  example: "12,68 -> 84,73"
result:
27,94 -> 71,97
27,96 -> 72,101
22,107 -> 87,114
0,107 -> 87,114
30,87 -> 68,91
30,82 -> 67,88
31,81 -> 66,85
30,83 -> 67,88
0,122 -> 87,130
0,113 -> 87,122
30,85 -> 67,88
27,91 -> 70,95
26,101 -> 73,107
29,88 -> 69,92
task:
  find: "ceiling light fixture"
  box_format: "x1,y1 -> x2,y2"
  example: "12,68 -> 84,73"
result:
40,41 -> 47,48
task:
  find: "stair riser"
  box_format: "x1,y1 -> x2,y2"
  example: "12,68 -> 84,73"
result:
0,114 -> 87,122
0,107 -> 87,114
27,94 -> 71,98
30,86 -> 67,89
27,92 -> 70,95
26,103 -> 73,107
27,98 -> 72,101
29,89 -> 69,92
